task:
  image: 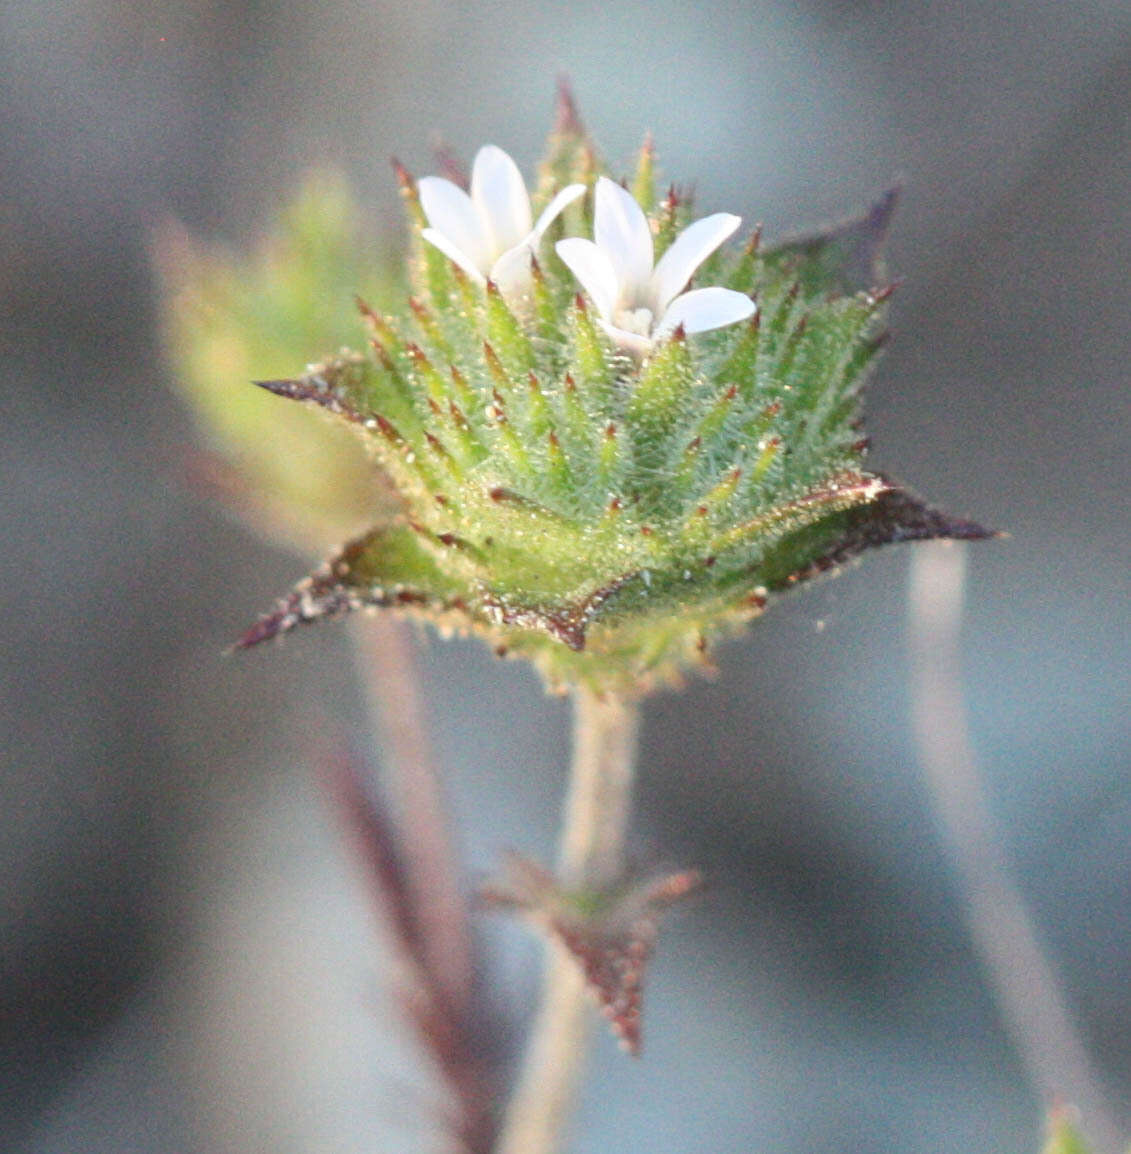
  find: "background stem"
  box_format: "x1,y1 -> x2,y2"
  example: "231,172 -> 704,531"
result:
908,542 -> 1123,1154
496,688 -> 641,1154
351,616 -> 472,1016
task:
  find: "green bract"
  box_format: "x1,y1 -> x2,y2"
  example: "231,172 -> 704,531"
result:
235,103 -> 991,694
157,172 -> 399,552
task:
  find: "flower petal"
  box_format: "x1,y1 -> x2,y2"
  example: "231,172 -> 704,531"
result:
555,237 -> 619,321
418,177 -> 492,274
421,227 -> 487,284
593,177 -> 653,299
531,183 -> 587,240
490,242 -> 536,302
471,145 -> 533,259
650,213 -> 742,315
654,287 -> 756,339
597,319 -> 654,357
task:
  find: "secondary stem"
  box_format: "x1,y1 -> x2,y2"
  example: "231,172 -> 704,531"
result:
496,688 -> 641,1154
909,542 -> 1123,1154
351,617 -> 472,1014
350,619 -> 494,1153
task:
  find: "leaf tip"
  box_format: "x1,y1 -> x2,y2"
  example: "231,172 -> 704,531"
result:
554,74 -> 585,136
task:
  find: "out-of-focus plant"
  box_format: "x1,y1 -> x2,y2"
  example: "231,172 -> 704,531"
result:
1042,1106 -> 1102,1154
156,171 -> 399,552
157,172 -> 497,1149
156,86 -> 1122,1154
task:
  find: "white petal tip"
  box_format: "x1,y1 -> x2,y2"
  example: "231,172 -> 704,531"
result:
655,287 -> 756,340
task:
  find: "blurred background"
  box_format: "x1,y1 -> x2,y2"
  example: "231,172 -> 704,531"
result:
1,1 -> 1128,1151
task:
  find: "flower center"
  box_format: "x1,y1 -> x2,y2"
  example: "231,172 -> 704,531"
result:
613,306 -> 654,336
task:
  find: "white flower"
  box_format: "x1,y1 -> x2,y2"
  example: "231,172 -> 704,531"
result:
556,176 -> 755,355
418,145 -> 585,302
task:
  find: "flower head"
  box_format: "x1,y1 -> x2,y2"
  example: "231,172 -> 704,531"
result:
419,145 -> 585,302
556,176 -> 755,354
232,105 -> 992,696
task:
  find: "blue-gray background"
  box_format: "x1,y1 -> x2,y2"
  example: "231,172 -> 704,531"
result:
1,1 -> 1128,1151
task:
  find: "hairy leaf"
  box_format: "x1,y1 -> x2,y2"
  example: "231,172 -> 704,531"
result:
482,854 -> 701,1054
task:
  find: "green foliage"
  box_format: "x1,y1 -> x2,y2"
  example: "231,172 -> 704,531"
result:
229,106 -> 991,694
1041,1108 -> 1094,1154
156,172 -> 400,551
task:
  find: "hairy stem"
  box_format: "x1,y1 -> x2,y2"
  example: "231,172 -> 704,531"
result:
558,689 -> 641,887
909,542 -> 1123,1154
496,689 -> 641,1154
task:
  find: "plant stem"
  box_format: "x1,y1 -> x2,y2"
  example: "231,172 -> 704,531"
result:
351,618 -> 497,1152
908,542 -> 1123,1154
350,617 -> 473,1024
559,689 -> 641,887
496,688 -> 641,1154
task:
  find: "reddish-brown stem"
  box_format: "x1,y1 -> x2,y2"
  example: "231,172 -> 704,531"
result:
351,616 -> 472,1016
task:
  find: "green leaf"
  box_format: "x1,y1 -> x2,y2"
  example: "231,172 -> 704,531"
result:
236,522 -> 468,650
761,187 -> 900,297
750,479 -> 997,593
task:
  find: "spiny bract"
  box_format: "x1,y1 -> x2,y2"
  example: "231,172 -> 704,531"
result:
240,92 -> 990,695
